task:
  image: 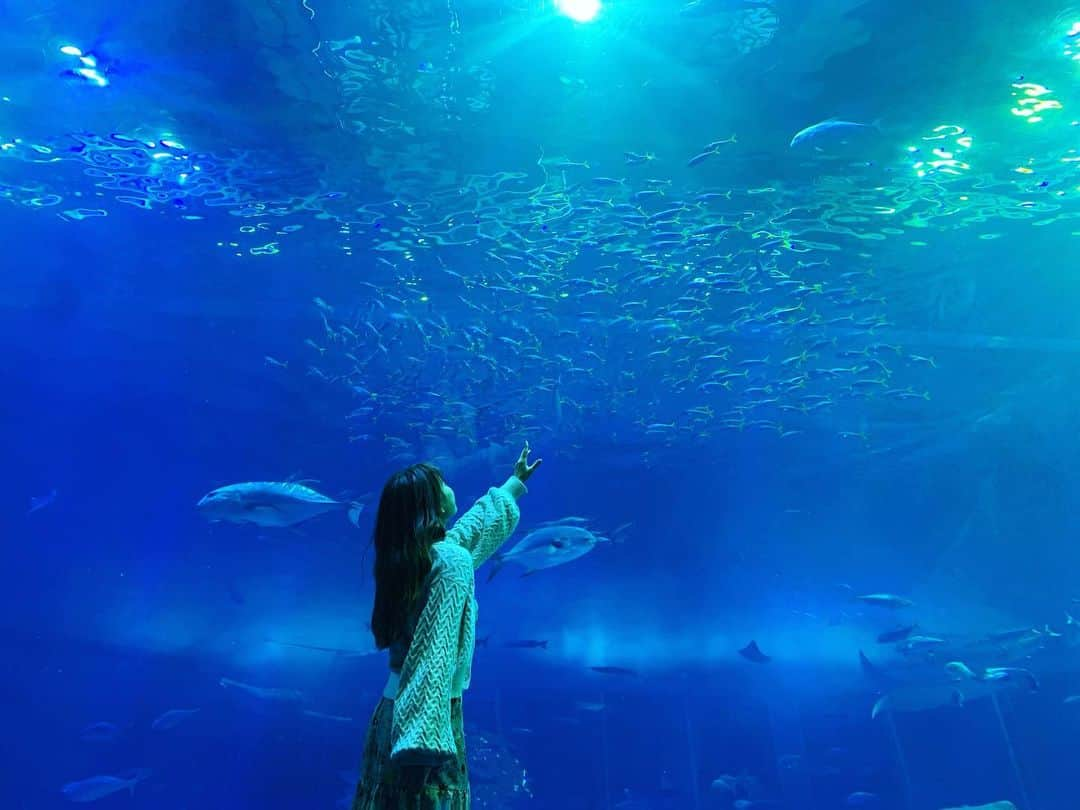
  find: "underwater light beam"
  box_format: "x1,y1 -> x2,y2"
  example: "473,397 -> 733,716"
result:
556,0 -> 601,23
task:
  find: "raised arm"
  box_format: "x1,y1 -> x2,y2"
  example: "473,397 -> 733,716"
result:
390,543 -> 472,765
444,443 -> 542,569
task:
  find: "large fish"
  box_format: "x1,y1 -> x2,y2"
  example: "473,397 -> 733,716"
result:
151,708 -> 200,732
856,593 -> 914,609
486,519 -> 623,579
62,769 -> 150,802
219,677 -> 306,706
790,118 -> 879,147
197,482 -> 363,528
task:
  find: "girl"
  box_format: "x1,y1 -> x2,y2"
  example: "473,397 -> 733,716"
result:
353,443 -> 542,809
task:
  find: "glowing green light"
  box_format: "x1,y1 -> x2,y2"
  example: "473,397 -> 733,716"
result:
555,0 -> 601,23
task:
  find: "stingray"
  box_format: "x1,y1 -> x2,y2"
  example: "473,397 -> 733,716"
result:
739,641 -> 771,663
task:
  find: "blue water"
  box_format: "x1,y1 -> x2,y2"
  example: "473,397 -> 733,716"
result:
6,0 -> 1080,808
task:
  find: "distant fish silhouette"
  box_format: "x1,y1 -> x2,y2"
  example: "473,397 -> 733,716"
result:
856,593 -> 914,609
501,639 -> 548,649
151,709 -> 200,732
264,639 -> 376,658
80,721 -> 125,743
589,665 -> 638,676
27,489 -> 57,515
877,624 -> 917,643
739,641 -> 771,663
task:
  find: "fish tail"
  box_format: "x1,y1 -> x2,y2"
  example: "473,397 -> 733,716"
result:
347,502 -> 364,527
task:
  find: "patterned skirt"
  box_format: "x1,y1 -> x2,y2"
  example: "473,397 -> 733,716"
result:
351,698 -> 469,810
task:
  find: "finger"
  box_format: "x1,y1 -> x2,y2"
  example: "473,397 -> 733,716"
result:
528,458 -> 543,472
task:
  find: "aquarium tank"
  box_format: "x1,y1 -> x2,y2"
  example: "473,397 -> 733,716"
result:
4,0 -> 1080,808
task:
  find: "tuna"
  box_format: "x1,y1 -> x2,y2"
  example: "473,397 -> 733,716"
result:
196,482 -> 363,528
61,770 -> 150,802
486,519 -> 622,579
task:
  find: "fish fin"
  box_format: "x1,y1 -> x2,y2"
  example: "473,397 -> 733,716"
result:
486,555 -> 505,582
870,695 -> 887,720
347,502 -> 364,527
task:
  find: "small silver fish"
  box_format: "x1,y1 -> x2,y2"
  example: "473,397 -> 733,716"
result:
857,593 -> 914,609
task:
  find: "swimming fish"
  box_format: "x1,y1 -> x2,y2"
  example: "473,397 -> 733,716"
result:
264,638 -> 378,658
899,635 -> 946,652
589,665 -> 638,676
303,710 -> 356,724
738,641 -> 771,663
28,489 -> 57,515
790,118 -> 878,147
945,662 -> 1038,691
576,701 -> 606,712
939,803 -> 1017,810
877,624 -> 917,643
79,721 -> 124,743
983,667 -> 1039,692
857,593 -> 914,609
196,482 -> 363,528
61,769 -> 150,802
847,793 -> 881,806
945,661 -> 978,681
501,639 -> 549,649
688,150 -> 718,168
219,677 -> 306,705
487,519 -> 617,579
151,708 -> 200,731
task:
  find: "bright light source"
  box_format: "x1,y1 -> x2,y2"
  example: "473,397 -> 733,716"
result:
556,0 -> 601,23
59,44 -> 83,56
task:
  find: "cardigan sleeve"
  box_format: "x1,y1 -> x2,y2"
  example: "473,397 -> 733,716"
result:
390,542 -> 473,765
444,476 -> 526,569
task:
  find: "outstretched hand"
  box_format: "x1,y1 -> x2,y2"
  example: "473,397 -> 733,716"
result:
513,441 -> 542,483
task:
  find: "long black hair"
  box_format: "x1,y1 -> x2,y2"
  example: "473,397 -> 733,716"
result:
370,462 -> 448,649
